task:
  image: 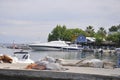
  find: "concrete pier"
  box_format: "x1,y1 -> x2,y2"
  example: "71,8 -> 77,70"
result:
0,63 -> 120,80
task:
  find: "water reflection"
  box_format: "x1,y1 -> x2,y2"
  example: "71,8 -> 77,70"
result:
81,52 -> 86,58
94,51 -> 117,63
31,50 -> 96,61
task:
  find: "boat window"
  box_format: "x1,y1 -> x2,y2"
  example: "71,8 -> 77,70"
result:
22,54 -> 28,59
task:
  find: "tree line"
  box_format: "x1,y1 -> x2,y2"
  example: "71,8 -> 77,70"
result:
48,24 -> 120,46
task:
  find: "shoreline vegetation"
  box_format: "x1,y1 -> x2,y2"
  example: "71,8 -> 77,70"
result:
48,24 -> 120,47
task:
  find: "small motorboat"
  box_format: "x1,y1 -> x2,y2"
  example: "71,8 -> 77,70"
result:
12,50 -> 34,63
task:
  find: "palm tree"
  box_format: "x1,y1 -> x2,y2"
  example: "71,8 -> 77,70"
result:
97,27 -> 107,40
85,26 -> 95,37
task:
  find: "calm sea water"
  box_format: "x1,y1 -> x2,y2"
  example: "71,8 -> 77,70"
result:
0,47 -> 93,61
0,47 -> 117,62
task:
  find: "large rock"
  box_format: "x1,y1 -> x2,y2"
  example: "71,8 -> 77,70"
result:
26,56 -> 67,71
0,54 -> 13,63
103,62 -> 115,69
75,59 -> 104,68
46,63 -> 63,70
56,59 -> 80,66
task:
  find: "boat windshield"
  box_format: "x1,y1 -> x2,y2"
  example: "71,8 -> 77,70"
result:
13,51 -> 29,59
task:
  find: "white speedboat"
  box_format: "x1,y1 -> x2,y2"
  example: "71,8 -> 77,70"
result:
12,51 -> 34,63
29,40 -> 69,51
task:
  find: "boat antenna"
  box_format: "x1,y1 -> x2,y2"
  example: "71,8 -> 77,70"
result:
12,40 -> 16,49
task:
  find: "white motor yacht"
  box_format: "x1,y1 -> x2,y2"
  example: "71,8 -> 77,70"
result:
29,40 -> 69,51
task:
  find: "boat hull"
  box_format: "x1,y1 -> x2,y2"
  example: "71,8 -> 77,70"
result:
62,47 -> 82,51
29,46 -> 62,51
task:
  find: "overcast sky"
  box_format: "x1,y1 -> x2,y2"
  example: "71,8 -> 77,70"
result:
0,0 -> 120,43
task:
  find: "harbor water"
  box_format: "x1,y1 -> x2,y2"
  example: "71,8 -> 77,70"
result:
0,47 -> 117,63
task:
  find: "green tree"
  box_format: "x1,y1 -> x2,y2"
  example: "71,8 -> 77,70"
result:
109,26 -> 118,32
107,32 -> 120,43
118,24 -> 120,28
94,33 -> 103,45
48,25 -> 66,41
97,27 -> 107,40
48,25 -> 86,42
62,29 -> 73,41
94,27 -> 107,45
117,24 -> 120,32
109,24 -> 120,32
85,26 -> 95,37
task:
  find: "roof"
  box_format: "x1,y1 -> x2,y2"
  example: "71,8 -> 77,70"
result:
75,35 -> 96,43
86,37 -> 96,42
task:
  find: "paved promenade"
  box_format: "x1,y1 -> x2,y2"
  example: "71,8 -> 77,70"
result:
0,63 -> 120,80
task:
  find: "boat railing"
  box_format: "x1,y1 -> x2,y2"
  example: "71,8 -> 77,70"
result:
14,52 -> 28,54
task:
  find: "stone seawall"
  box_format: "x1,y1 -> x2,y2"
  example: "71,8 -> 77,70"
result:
0,68 -> 120,80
